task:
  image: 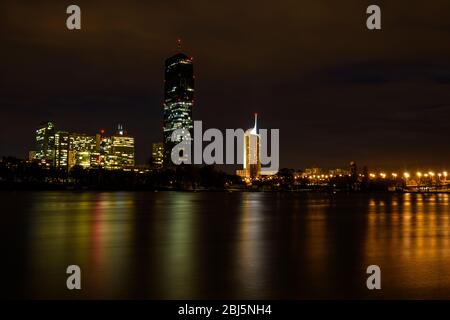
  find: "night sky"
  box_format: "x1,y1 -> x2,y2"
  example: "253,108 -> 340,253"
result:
1,0 -> 450,170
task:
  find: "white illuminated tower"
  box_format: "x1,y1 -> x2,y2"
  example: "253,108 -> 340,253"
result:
237,114 -> 261,179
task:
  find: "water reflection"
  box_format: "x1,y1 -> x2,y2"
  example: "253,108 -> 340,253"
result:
25,192 -> 135,298
152,193 -> 200,298
236,193 -> 267,297
364,193 -> 450,298
1,191 -> 450,299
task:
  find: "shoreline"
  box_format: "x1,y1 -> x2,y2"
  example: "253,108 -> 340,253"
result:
1,185 -> 449,194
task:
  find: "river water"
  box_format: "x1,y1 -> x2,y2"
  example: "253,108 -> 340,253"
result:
2,191 -> 450,299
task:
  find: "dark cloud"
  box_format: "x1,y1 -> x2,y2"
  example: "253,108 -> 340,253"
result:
322,60 -> 450,85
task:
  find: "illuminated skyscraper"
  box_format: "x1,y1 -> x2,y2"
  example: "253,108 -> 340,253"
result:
54,131 -> 69,169
69,133 -> 96,169
107,124 -> 135,170
152,142 -> 164,169
92,130 -> 106,168
237,114 -> 261,179
31,122 -> 135,171
35,121 -> 55,167
163,41 -> 194,166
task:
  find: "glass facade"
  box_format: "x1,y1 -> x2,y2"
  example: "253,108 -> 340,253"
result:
31,123 -> 135,171
163,52 -> 194,166
152,142 -> 164,168
54,131 -> 69,169
69,133 -> 97,168
107,128 -> 135,170
35,122 -> 55,167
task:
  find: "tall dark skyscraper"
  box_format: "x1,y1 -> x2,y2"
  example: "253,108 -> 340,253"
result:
163,41 -> 194,166
35,121 -> 56,167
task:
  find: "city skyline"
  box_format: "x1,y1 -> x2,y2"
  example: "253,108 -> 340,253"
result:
20,116 -> 450,175
3,1 -> 450,305
1,1 -> 450,170
31,121 -> 135,170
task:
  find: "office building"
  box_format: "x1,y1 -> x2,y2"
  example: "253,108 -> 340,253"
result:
163,44 -> 194,166
69,133 -> 96,169
107,124 -> 135,170
54,131 -> 70,169
35,121 -> 55,167
152,142 -> 164,168
31,122 -> 136,171
237,114 -> 261,179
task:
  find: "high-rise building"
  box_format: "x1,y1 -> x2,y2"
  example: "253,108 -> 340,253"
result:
98,135 -> 112,168
237,114 -> 261,179
163,42 -> 194,166
35,121 -> 55,167
107,124 -> 135,170
32,122 -> 135,171
54,131 -> 70,169
151,142 -> 164,168
69,133 -> 96,169
91,131 -> 106,168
